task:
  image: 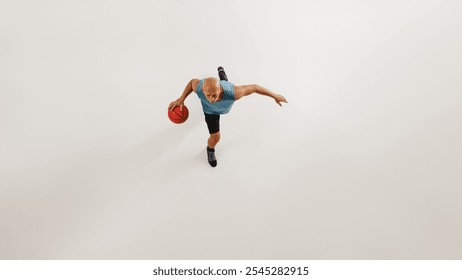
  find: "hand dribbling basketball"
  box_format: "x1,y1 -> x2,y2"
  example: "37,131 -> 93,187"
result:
168,100 -> 189,124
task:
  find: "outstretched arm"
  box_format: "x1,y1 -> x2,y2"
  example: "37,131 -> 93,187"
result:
234,84 -> 287,106
168,79 -> 200,111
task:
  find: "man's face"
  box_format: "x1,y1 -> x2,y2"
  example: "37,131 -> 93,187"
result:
204,87 -> 221,104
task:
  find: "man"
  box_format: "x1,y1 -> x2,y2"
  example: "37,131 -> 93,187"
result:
168,67 -> 287,167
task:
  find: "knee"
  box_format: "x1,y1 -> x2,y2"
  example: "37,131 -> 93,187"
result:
209,132 -> 220,143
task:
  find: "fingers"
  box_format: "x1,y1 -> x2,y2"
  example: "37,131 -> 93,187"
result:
168,102 -> 177,111
279,96 -> 287,106
169,100 -> 184,111
276,95 -> 287,107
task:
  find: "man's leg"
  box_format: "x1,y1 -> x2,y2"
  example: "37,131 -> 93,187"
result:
208,131 -> 220,149
204,113 -> 220,167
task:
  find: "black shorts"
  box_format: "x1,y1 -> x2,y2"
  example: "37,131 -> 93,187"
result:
204,113 -> 220,134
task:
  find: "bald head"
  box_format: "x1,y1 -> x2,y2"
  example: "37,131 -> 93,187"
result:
203,77 -> 220,92
202,77 -> 222,104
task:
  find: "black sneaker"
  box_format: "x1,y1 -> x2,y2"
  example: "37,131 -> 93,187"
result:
217,66 -> 228,81
207,146 -> 217,167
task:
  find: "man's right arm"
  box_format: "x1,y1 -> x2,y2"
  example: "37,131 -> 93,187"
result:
168,79 -> 200,111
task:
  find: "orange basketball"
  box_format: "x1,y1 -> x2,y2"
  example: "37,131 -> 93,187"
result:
168,105 -> 189,124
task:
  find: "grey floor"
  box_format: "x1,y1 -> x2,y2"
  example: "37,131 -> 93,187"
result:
1,0 -> 461,259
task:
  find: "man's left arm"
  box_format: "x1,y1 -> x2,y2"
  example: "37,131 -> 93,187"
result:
234,84 -> 287,106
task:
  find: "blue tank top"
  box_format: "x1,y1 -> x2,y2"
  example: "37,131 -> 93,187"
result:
196,79 -> 235,115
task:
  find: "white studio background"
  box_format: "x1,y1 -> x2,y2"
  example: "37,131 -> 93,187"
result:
0,0 -> 461,259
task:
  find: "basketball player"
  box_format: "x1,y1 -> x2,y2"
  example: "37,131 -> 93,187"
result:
168,67 -> 287,167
